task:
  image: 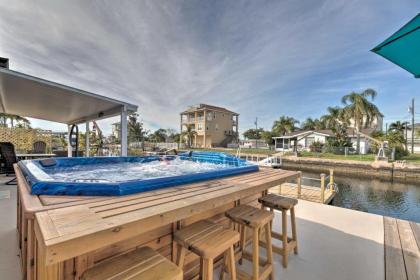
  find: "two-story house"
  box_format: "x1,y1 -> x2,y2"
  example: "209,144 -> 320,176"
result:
180,104 -> 239,148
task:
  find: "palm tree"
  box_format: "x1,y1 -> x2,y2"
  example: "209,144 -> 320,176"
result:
272,116 -> 299,136
181,124 -> 197,147
301,118 -> 316,130
0,113 -> 30,128
313,118 -> 327,130
388,121 -> 405,133
321,107 -> 345,129
341,89 -> 383,153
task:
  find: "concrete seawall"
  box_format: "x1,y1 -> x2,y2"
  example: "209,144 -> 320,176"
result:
281,157 -> 420,183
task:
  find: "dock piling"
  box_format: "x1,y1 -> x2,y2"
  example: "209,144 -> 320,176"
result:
320,173 -> 325,203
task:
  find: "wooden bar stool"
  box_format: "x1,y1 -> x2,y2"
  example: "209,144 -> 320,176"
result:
225,204 -> 274,280
258,194 -> 298,268
174,220 -> 240,280
81,246 -> 183,280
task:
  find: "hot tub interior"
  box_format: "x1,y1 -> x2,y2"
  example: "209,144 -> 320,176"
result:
18,152 -> 258,196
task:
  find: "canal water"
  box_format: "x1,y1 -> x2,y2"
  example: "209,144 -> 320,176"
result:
303,172 -> 420,223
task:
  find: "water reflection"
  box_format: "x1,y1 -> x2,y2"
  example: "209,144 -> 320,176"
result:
302,172 -> 420,223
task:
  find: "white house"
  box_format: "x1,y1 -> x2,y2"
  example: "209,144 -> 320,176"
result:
273,128 -> 375,154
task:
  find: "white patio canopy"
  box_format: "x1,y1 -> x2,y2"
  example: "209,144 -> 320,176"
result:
0,67 -> 138,156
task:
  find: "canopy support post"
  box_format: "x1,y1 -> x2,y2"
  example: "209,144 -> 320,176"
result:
120,106 -> 128,156
85,121 -> 90,157
67,124 -> 72,157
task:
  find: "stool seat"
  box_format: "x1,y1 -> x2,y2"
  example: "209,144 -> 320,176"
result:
259,193 -> 299,268
225,204 -> 274,227
81,246 -> 182,280
259,193 -> 298,210
174,220 -> 239,258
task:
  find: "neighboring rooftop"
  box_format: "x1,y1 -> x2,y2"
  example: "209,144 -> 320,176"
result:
181,103 -> 239,115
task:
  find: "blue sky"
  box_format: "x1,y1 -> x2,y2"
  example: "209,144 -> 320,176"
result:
0,0 -> 419,135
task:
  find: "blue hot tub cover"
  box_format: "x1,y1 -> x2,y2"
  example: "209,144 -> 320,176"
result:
18,151 -> 259,196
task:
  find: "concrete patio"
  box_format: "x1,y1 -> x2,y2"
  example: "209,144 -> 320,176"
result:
0,174 -> 390,280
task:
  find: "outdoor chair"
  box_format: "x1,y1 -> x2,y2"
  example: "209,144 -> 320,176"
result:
0,142 -> 18,185
31,141 -> 47,154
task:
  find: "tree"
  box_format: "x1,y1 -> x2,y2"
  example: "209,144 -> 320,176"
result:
261,130 -> 275,145
272,116 -> 299,136
0,113 -> 31,128
388,121 -> 406,134
128,113 -> 148,143
243,128 -> 264,140
301,118 -> 316,130
181,124 -> 197,147
149,129 -> 167,143
321,107 -> 345,129
341,89 -> 383,153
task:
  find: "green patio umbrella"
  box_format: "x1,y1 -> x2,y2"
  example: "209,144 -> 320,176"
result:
371,13 -> 420,78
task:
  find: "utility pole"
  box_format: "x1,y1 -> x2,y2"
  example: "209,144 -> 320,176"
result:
254,117 -> 258,149
385,123 -> 388,137
405,122 -> 408,151
408,99 -> 415,153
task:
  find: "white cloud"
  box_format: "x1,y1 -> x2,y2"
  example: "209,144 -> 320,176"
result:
0,0 -> 418,135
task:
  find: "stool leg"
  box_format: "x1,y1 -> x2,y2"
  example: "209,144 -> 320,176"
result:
175,244 -> 186,268
239,225 -> 247,265
264,222 -> 274,280
228,246 -> 237,280
219,251 -> 228,280
291,207 -> 298,254
252,227 -> 259,280
281,210 -> 288,268
202,258 -> 213,280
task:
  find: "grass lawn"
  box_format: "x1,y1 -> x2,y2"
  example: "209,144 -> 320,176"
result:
298,151 -> 376,162
399,154 -> 420,164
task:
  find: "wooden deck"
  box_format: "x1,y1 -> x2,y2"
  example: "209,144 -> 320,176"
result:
269,182 -> 336,204
384,217 -> 420,280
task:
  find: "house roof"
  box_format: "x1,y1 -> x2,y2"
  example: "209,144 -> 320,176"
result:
180,103 -> 238,115
272,129 -> 334,139
272,128 -> 377,139
0,67 -> 138,125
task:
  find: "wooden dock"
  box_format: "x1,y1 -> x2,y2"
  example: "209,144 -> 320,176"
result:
384,217 -> 420,280
270,183 -> 336,204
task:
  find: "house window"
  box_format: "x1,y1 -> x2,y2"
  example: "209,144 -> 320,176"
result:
213,112 -> 216,119
207,112 -> 212,121
215,124 -> 219,130
197,123 -> 203,130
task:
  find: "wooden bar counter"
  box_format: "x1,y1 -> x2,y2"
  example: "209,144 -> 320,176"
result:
23,167 -> 299,280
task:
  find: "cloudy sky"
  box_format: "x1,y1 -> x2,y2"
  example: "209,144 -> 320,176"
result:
0,0 -> 419,135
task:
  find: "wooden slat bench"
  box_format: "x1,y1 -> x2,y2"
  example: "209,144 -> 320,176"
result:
19,166 -> 300,280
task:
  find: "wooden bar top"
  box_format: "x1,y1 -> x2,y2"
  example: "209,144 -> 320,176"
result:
34,168 -> 299,265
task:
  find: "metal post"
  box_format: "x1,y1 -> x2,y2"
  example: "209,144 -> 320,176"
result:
85,122 -> 90,157
329,169 -> 334,192
320,173 -> 325,203
120,107 -> 128,156
411,98 -> 415,153
67,124 -> 72,157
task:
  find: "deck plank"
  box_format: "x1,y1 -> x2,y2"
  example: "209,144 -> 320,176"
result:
397,219 -> 420,280
269,183 -> 335,204
384,217 -> 407,280
410,222 -> 420,250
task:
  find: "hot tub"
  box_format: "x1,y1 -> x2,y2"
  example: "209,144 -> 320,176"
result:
18,151 -> 258,196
